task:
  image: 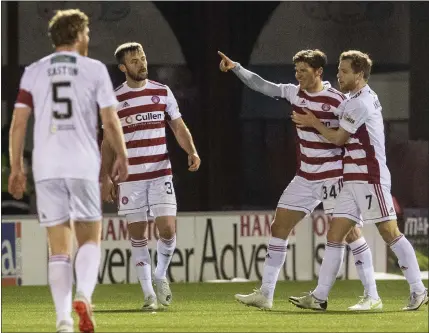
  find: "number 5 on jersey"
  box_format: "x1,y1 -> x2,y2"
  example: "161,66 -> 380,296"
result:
52,81 -> 73,119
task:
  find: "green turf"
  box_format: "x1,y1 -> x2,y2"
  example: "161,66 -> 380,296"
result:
2,280 -> 428,332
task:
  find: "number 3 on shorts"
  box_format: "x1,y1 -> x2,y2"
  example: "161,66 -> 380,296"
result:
165,181 -> 173,194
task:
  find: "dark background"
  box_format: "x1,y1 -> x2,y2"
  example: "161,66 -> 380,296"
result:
2,1 -> 428,214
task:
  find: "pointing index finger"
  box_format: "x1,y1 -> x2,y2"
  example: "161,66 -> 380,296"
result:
218,51 -> 227,59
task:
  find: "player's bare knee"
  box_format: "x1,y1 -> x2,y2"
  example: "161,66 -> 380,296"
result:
326,227 -> 346,243
156,216 -> 176,239
270,219 -> 289,239
326,218 -> 354,243
271,208 -> 303,239
47,223 -> 73,256
376,220 -> 401,244
74,220 -> 102,247
127,221 -> 147,240
345,226 -> 362,244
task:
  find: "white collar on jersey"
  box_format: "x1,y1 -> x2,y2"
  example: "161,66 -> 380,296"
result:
350,84 -> 370,97
300,81 -> 331,96
54,50 -> 79,55
124,80 -> 148,91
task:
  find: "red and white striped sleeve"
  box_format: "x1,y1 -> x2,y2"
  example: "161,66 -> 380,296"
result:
165,86 -> 181,121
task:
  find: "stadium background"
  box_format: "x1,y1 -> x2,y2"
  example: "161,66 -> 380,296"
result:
1,2 -> 428,281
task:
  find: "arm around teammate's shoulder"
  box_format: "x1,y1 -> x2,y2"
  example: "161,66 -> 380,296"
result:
339,98 -> 368,136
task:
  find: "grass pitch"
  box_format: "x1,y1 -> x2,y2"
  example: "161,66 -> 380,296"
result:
2,280 -> 428,332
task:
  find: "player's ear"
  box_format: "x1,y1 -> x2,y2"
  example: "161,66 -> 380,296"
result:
316,67 -> 323,77
355,71 -> 363,81
76,31 -> 84,43
118,64 -> 126,74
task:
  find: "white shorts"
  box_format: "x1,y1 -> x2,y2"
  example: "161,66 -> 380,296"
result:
118,176 -> 177,223
332,183 -> 397,226
277,176 -> 343,215
35,179 -> 102,227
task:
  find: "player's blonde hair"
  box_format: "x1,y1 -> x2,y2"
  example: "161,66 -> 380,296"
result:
293,49 -> 327,69
114,42 -> 144,64
340,50 -> 373,80
48,9 -> 89,47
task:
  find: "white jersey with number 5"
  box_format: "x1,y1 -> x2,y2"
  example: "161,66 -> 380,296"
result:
14,51 -> 118,182
338,84 -> 391,187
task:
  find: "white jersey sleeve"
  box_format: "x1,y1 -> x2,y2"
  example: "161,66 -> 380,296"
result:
339,98 -> 368,134
165,86 -> 181,121
15,66 -> 35,109
278,84 -> 299,103
96,64 -> 118,109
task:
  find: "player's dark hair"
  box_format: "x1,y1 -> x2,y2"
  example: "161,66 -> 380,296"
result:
114,42 -> 144,64
293,49 -> 327,70
48,9 -> 89,47
340,50 -> 373,80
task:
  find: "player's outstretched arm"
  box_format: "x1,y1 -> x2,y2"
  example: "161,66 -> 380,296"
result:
168,118 -> 201,172
8,107 -> 31,199
292,108 -> 351,146
99,106 -> 129,182
218,51 -> 283,99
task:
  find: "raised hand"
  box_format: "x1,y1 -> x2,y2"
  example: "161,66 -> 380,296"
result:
218,51 -> 236,72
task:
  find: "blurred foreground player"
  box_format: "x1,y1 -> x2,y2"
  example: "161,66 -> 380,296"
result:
100,42 -> 200,310
8,9 -> 128,332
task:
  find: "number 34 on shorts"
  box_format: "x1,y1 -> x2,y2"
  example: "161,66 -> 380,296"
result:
322,180 -> 343,200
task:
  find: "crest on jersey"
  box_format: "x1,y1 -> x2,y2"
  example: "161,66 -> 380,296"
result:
322,103 -> 331,111
151,96 -> 160,104
122,196 -> 129,205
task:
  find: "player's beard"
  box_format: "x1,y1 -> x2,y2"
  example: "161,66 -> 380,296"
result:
126,67 -> 148,82
339,81 -> 355,93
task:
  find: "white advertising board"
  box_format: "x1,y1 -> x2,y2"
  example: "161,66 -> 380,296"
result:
2,211 -> 387,286
1,218 -> 47,286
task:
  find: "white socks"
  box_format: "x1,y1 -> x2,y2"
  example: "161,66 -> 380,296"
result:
154,235 -> 176,280
131,238 -> 155,298
348,237 -> 379,299
261,237 -> 288,300
48,255 -> 73,325
74,242 -> 101,303
389,234 -> 426,294
313,241 -> 345,301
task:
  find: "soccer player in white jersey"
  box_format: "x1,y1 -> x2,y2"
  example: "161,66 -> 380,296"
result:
218,50 -> 381,310
290,50 -> 428,311
8,9 -> 129,333
100,42 -> 201,310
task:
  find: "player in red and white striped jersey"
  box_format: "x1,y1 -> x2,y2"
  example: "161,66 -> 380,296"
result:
8,9 -> 129,332
291,50 -> 428,311
101,42 -> 200,310
218,50 -> 378,310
